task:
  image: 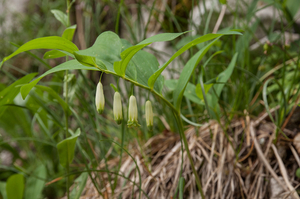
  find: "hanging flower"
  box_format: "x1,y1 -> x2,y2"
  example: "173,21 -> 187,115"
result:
145,100 -> 153,131
113,92 -> 123,124
127,95 -> 140,127
95,81 -> 105,114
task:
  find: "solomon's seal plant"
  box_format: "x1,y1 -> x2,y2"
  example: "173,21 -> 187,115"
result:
0,12 -> 242,197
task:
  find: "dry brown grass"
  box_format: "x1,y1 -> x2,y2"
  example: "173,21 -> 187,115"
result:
74,108 -> 300,199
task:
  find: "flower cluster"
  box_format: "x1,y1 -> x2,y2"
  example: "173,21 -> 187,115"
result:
95,82 -> 153,129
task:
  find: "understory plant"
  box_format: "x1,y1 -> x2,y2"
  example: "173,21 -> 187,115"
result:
0,1 -> 244,199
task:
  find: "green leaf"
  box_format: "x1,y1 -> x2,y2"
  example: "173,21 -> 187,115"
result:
113,32 -> 189,77
20,60 -> 98,99
0,36 -> 78,68
6,174 -> 24,199
210,53 -> 238,109
126,50 -> 164,93
70,172 -> 88,199
62,25 -> 77,41
214,53 -> 238,97
24,165 -> 47,199
113,43 -> 150,77
148,30 -> 242,89
138,31 -> 189,45
75,31 -> 122,71
219,0 -> 227,4
165,80 -> 204,105
57,128 -> 81,168
43,50 -> 74,59
173,38 -> 221,111
51,9 -> 69,27
0,73 -> 37,117
195,83 -> 213,100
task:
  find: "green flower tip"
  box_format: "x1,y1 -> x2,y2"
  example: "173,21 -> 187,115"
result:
113,92 -> 123,125
95,82 -> 105,114
127,95 -> 140,127
145,100 -> 153,131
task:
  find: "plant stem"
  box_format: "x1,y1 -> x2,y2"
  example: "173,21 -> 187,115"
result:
64,69 -> 70,199
174,112 -> 205,198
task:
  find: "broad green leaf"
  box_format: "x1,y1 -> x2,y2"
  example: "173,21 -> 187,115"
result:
114,32 -> 189,77
210,53 -> 238,109
0,73 -> 37,117
126,50 -> 164,93
24,165 -> 47,199
35,85 -> 71,115
51,9 -> 69,27
0,37 -> 79,68
6,174 -> 24,199
219,0 -> 227,4
70,172 -> 88,199
43,50 -> 74,59
62,25 -> 77,41
148,30 -> 242,89
20,60 -> 98,99
113,43 -> 150,77
57,128 -> 81,168
173,38 -> 221,111
165,80 -> 204,105
75,31 -> 122,70
195,83 -> 213,100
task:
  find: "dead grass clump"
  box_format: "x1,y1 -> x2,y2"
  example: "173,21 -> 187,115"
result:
76,109 -> 300,199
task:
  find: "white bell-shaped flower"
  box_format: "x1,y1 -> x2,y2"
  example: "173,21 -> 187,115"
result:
95,82 -> 105,114
113,92 -> 123,124
127,95 -> 140,127
145,100 -> 153,131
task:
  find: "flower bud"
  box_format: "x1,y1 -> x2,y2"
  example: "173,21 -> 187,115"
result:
127,95 -> 140,127
113,92 -> 123,124
145,100 -> 153,131
95,82 -> 105,114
